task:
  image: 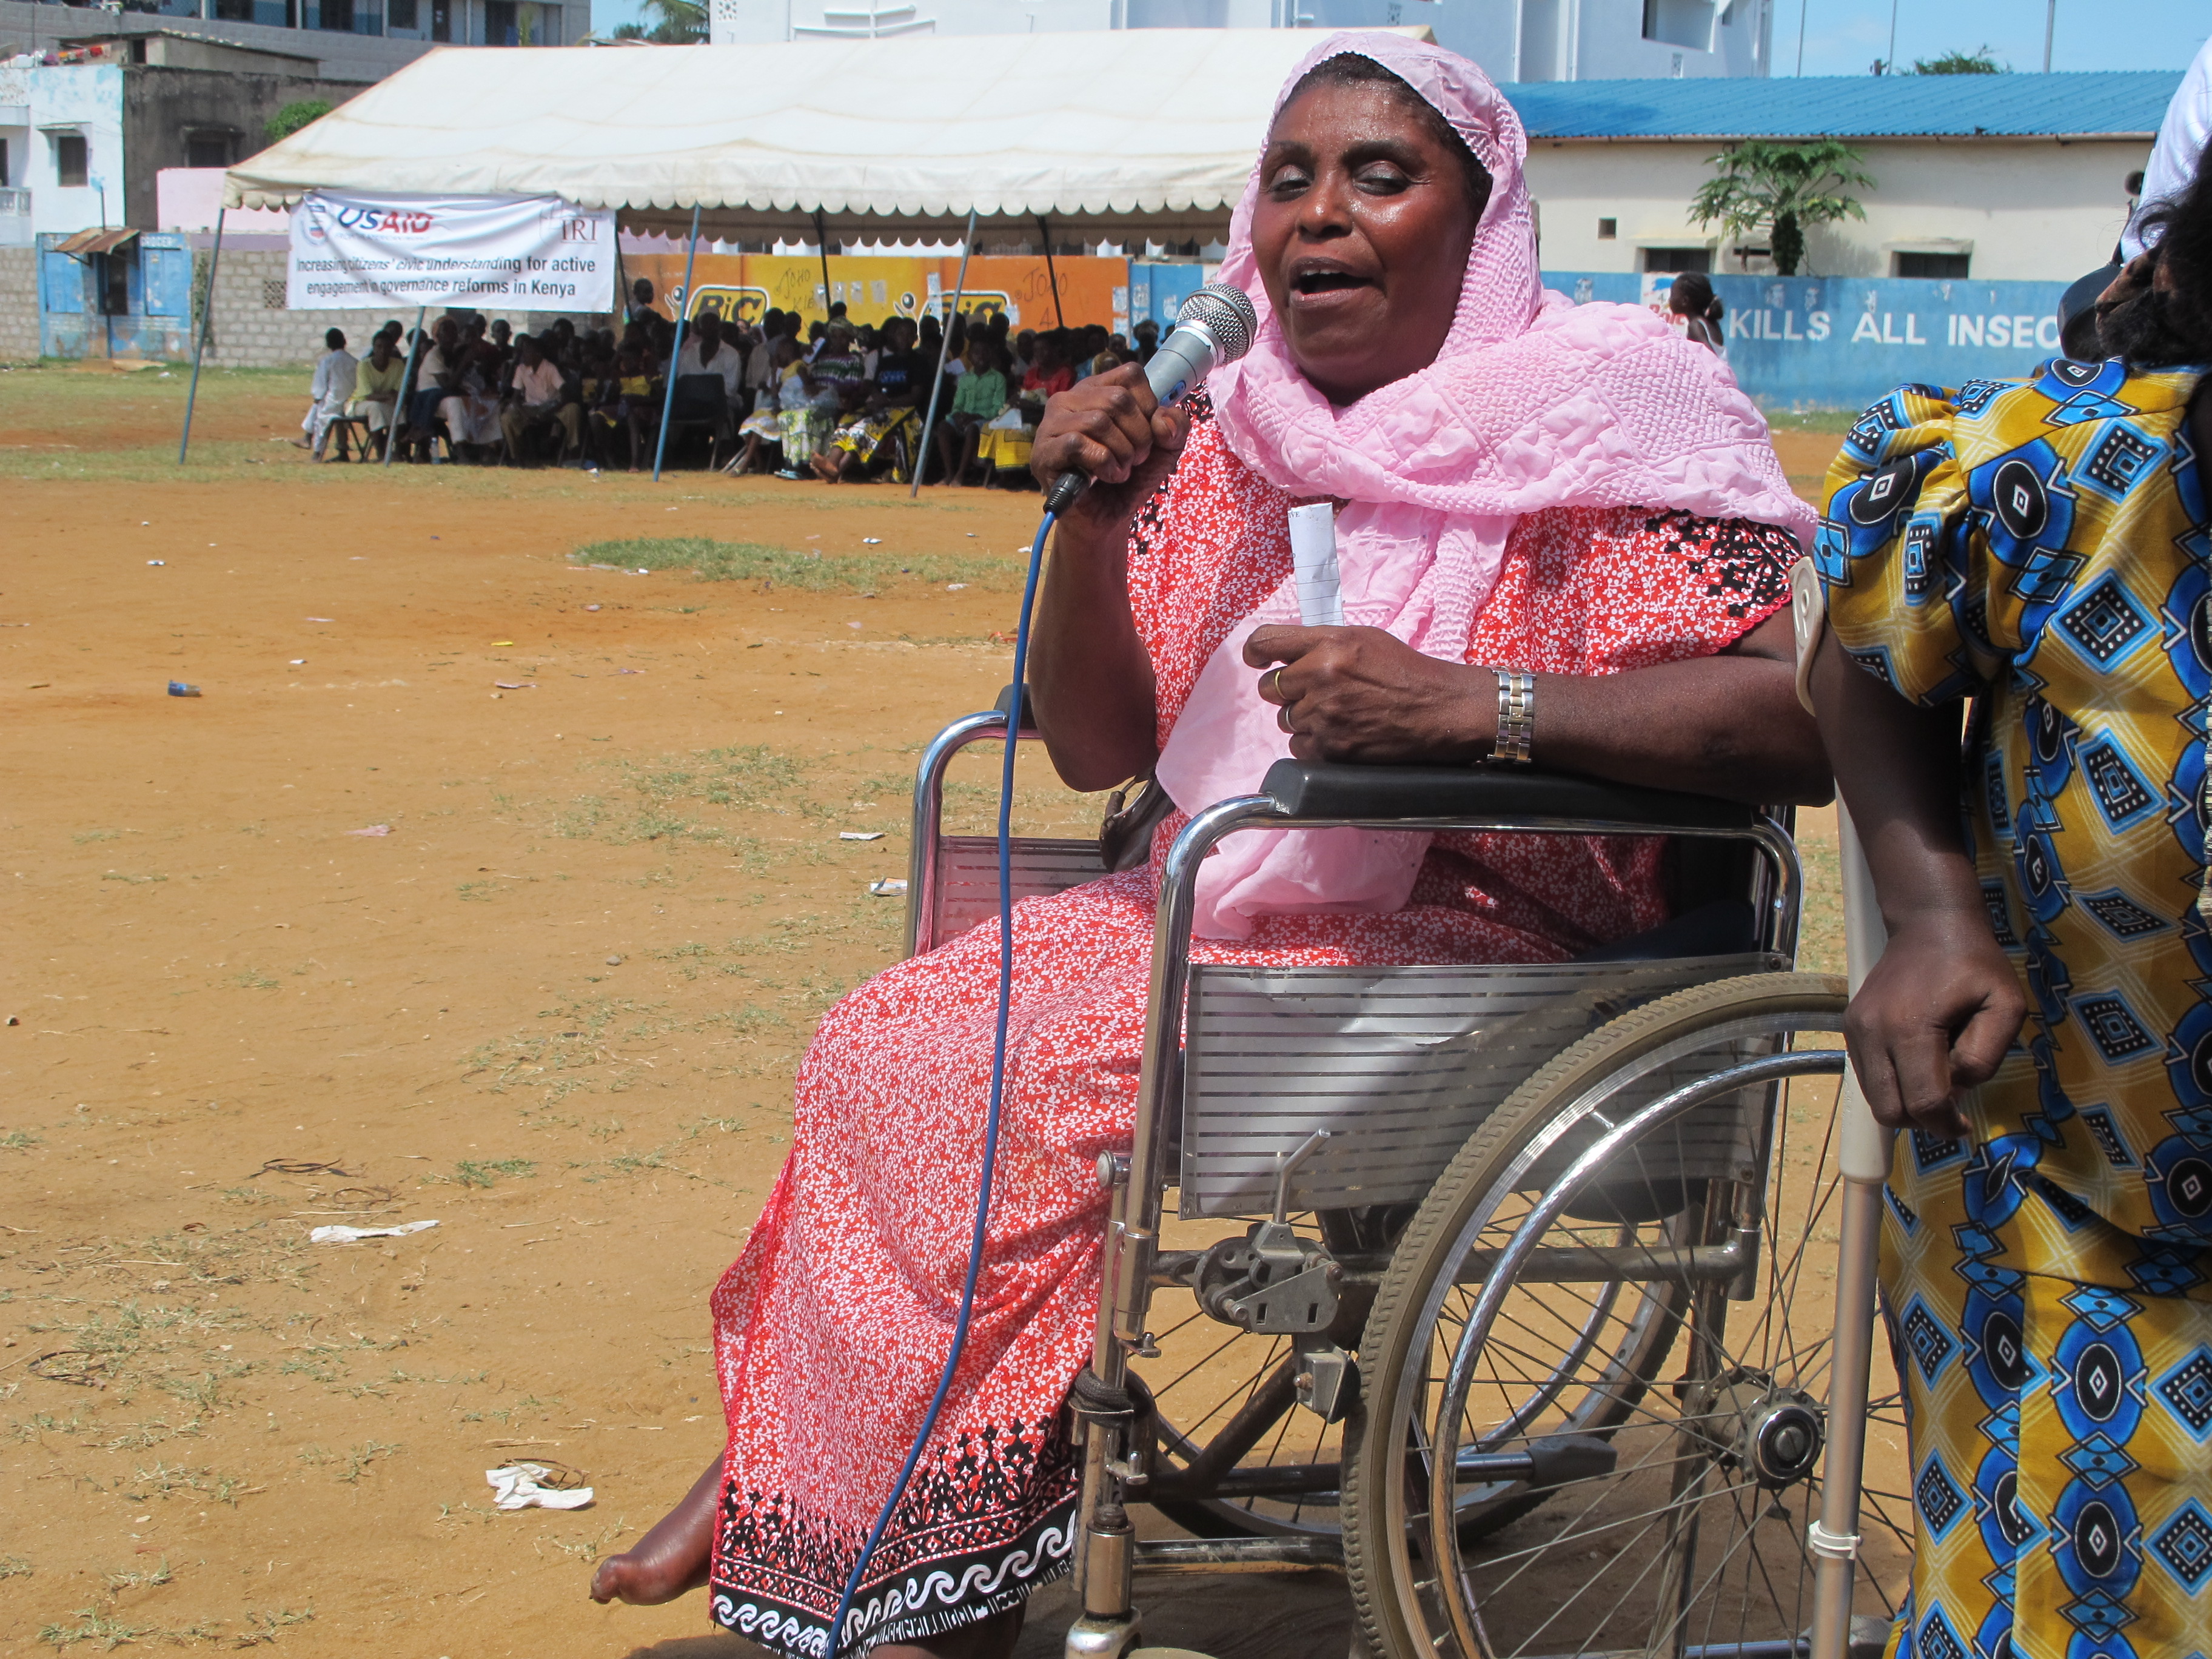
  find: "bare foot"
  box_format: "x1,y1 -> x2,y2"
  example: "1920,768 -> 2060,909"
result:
590,1454 -> 719,1606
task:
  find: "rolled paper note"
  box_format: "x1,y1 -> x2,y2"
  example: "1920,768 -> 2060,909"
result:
1289,501 -> 1345,628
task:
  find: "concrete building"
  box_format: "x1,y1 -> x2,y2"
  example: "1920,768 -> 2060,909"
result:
0,45 -> 363,241
1516,70 -> 2175,283
0,0 -> 585,81
711,0 -> 1777,81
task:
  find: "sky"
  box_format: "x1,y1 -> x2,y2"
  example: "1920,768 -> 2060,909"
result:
1785,0 -> 2211,75
586,0 -> 2212,72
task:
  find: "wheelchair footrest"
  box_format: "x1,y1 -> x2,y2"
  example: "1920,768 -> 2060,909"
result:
1133,1536 -> 1344,1575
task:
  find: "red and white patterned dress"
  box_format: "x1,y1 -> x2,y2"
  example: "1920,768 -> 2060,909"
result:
705,406 -> 1797,1655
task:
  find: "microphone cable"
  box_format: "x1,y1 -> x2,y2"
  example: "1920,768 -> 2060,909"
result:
825,502 -> 1057,1657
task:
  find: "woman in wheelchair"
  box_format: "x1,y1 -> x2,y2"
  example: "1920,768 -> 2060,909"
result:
590,34 -> 1829,1659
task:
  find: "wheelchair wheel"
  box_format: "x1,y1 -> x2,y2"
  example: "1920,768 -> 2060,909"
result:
1343,973 -> 1914,1659
1133,1226 -> 1368,1541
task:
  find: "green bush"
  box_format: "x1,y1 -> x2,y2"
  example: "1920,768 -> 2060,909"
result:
264,100 -> 334,144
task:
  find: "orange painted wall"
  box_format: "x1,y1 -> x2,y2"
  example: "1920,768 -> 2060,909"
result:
620,252 -> 1130,333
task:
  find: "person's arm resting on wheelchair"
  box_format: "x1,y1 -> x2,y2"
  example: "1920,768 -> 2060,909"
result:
1027,374 -> 1829,806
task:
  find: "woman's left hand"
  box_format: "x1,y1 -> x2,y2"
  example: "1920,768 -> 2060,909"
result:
1247,625 -> 1486,764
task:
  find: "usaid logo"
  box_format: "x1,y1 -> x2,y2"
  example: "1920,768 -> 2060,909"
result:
306,200 -> 436,238
332,206 -> 435,234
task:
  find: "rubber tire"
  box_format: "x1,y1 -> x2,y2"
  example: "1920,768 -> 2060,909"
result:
1341,971 -> 1849,1659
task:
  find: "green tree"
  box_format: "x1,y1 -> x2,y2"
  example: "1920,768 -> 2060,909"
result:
614,0 -> 705,41
263,99 -> 333,144
1914,45 -> 2005,73
1690,138 -> 1876,278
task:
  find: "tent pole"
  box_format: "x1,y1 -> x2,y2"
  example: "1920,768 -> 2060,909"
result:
1037,213 -> 1063,327
911,208 -> 976,500
813,209 -> 833,323
652,203 -> 702,483
384,303 -> 426,469
177,206 -> 224,465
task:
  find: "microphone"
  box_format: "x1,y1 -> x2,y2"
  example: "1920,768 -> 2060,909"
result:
1042,282 -> 1258,516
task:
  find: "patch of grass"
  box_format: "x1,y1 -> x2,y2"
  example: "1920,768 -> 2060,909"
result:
229,968 -> 280,990
298,1440 -> 400,1483
1,1128 -> 41,1151
1761,407 -> 1860,433
545,744 -> 822,851
235,1607 -> 314,1645
72,829 -> 121,844
1798,833 -> 1844,979
123,1461 -> 221,1501
454,1156 -> 536,1188
574,538 -> 1017,592
38,1606 -> 153,1649
0,1553 -> 31,1578
100,871 -> 166,885
102,1558 -> 172,1591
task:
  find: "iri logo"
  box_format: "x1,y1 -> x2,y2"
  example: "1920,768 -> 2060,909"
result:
559,216 -> 598,243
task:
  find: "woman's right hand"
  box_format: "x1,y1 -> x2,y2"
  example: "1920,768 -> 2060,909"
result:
1842,909 -> 2026,1137
1031,363 -> 1188,535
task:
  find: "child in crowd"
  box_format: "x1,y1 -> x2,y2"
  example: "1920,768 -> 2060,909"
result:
732,338 -> 802,475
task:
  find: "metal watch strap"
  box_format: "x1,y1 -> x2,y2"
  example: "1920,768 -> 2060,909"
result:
1490,669 -> 1535,765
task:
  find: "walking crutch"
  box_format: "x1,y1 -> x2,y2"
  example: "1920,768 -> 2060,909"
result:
1792,560 -> 1900,1659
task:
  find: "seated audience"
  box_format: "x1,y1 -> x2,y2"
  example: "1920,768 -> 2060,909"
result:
813,325 -> 926,484
400,316 -> 462,461
297,327 -> 357,460
440,327 -> 508,463
734,337 -> 803,475
500,335 -> 581,466
591,343 -> 661,472
933,335 -> 1008,487
346,331 -> 406,459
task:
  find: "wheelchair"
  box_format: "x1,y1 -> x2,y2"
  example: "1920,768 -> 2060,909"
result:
906,689 -> 1909,1659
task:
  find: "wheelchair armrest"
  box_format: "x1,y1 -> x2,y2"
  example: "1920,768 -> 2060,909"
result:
1258,760 -> 1756,831
994,682 -> 1037,731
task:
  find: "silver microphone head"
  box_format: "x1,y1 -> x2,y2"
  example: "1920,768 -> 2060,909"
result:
1176,283 -> 1258,364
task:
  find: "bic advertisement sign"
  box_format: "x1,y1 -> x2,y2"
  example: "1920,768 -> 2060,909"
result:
288,192 -> 617,312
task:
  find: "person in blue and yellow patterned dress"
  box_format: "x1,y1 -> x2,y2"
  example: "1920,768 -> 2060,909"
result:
1811,157 -> 2212,1659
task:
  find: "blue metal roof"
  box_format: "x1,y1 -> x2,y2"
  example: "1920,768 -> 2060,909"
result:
1507,70 -> 2181,141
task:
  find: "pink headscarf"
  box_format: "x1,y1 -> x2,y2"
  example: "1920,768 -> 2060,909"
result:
1153,31 -> 1814,940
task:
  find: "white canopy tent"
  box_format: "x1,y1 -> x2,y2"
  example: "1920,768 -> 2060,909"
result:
220,27 -> 1428,246
193,27 -> 1427,476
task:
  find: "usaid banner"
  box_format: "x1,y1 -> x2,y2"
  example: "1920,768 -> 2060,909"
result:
287,192 -> 616,311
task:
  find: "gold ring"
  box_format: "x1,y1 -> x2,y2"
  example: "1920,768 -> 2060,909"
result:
1267,666 -> 1287,703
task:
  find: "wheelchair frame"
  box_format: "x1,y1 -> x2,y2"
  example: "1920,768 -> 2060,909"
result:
907,699 -> 1875,1659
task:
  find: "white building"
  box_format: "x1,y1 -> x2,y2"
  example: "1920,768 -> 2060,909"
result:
1516,70 -> 2173,283
711,0 -> 1777,81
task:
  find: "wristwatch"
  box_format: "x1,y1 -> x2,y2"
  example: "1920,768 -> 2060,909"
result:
1490,669 -> 1535,765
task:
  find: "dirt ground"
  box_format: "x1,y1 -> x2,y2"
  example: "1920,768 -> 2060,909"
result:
0,364 -> 1877,1658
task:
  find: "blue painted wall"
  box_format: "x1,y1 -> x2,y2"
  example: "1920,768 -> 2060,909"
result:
1541,272 -> 2077,414
39,232 -> 193,361
1128,263 -> 1209,333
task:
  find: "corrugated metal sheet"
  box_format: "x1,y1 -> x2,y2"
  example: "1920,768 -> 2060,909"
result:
53,227 -> 139,255
1509,70 -> 2180,141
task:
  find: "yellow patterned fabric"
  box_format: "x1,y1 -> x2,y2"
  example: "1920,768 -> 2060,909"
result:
1820,362 -> 2212,1659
